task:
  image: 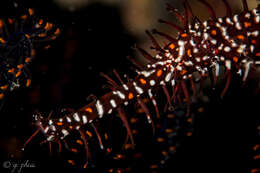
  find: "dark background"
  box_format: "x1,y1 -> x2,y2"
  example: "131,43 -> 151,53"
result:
0,0 -> 259,172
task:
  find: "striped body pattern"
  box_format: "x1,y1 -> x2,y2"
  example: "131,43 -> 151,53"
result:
24,0 -> 260,170
0,7 -> 60,100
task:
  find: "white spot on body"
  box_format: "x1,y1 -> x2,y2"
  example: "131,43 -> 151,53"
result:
110,99 -> 117,108
108,109 -> 112,114
235,22 -> 242,30
251,31 -> 259,37
171,79 -> 175,86
245,13 -> 251,18
210,39 -> 217,45
62,129 -> 69,137
150,80 -> 155,86
243,61 -> 253,81
133,82 -> 143,94
165,72 -> 172,82
82,115 -> 88,124
96,100 -> 104,118
250,45 -> 254,52
178,40 -> 185,57
123,84 -> 129,90
225,60 -> 231,70
50,125 -> 56,131
193,48 -> 198,53
237,44 -> 246,54
47,135 -> 54,141
44,126 -> 49,133
224,46 -> 231,52
66,117 -> 72,123
226,17 -> 234,25
73,113 -> 80,122
48,120 -> 53,125
255,16 -> 260,23
195,57 -> 201,62
116,91 -> 125,99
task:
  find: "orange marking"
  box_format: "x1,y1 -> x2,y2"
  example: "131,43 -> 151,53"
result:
26,79 -> 31,87
69,126 -> 73,129
8,68 -> 15,73
198,107 -> 204,112
169,146 -> 175,151
254,155 -> 260,160
83,164 -> 87,169
186,132 -> 193,136
106,148 -> 111,153
76,140 -> 83,145
211,30 -> 217,35
39,19 -> 44,25
187,49 -> 191,56
86,130 -> 92,137
8,18 -> 13,24
20,15 -> 27,20
253,144 -> 260,151
256,52 -> 260,56
161,151 -> 167,156
115,154 -> 124,159
25,34 -> 30,39
139,78 -> 146,84
44,45 -> 51,50
167,114 -> 175,119
85,107 -> 93,113
0,93 -> 4,99
28,8 -> 34,16
44,22 -> 53,30
169,43 -> 175,49
165,128 -> 173,133
104,133 -> 108,140
57,122 -> 63,126
252,40 -> 257,44
0,38 -> 5,44
25,57 -> 31,63
187,118 -> 193,123
68,160 -> 75,165
157,137 -> 165,142
237,35 -> 245,40
244,22 -> 251,28
39,33 -> 47,37
181,33 -> 188,37
17,64 -> 23,69
128,92 -> 134,100
130,117 -> 138,123
150,165 -> 159,169
137,108 -> 144,113
71,148 -> 78,153
251,168 -> 259,173
1,85 -> 8,90
54,28 -> 61,35
16,71 -> 22,77
156,69 -> 163,77
0,20 -> 3,28
132,129 -> 138,134
124,144 -> 132,150
31,49 -> 36,56
233,56 -> 238,63
180,69 -> 187,75
51,36 -> 57,40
